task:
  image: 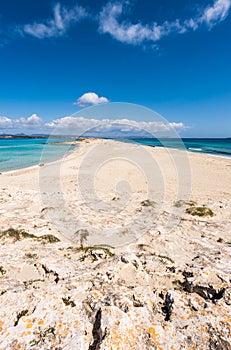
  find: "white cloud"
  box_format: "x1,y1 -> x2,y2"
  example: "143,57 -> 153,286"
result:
200,0 -> 231,26
13,1 -> 231,44
0,114 -> 43,130
23,3 -> 87,39
46,115 -> 188,136
99,3 -> 165,44
99,0 -> 231,45
0,116 -> 13,129
16,113 -> 43,126
0,112 -> 188,137
74,92 -> 110,107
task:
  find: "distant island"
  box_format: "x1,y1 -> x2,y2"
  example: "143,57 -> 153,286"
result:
0,134 -> 73,139
0,134 -> 48,139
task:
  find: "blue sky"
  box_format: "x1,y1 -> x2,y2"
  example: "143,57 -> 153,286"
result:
0,0 -> 231,137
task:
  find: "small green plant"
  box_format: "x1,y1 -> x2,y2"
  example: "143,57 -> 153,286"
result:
137,243 -> 153,250
40,235 -> 60,243
141,199 -> 156,207
174,200 -> 196,208
23,279 -> 44,289
0,228 -> 60,243
0,228 -> 37,241
62,296 -> 76,307
30,327 -> 55,347
158,255 -> 175,264
25,253 -> 38,259
186,206 -> 214,217
0,266 -> 6,275
78,245 -> 115,261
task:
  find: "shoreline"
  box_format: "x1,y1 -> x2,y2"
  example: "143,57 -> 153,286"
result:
1,137 -> 231,175
0,141 -> 81,176
1,137 -> 230,233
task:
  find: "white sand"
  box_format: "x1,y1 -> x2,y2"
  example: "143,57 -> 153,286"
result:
1,138 -> 230,244
0,138 -> 231,349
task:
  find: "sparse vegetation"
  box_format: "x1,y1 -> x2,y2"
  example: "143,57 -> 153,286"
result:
136,245 -> 175,266
23,279 -> 44,289
0,266 -> 6,275
62,296 -> 76,307
25,253 -> 38,259
30,327 -> 56,347
0,228 -> 60,243
174,200 -> 214,217
158,255 -> 175,264
186,206 -> 214,217
40,234 -> 60,243
174,200 -> 196,208
141,199 -> 156,207
137,243 -> 153,250
77,245 -> 115,261
0,228 -> 37,241
174,200 -> 184,208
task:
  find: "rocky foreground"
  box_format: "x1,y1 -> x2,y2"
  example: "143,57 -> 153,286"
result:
0,205 -> 231,349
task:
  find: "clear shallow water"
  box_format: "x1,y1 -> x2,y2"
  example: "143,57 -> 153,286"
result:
0,138 -> 76,172
127,138 -> 231,158
0,137 -> 230,172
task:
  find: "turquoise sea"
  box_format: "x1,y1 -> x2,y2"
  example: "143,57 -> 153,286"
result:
131,138 -> 231,157
0,137 -> 230,172
0,138 -> 75,172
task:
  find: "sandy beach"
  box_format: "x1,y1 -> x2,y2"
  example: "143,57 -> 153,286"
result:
0,138 -> 231,349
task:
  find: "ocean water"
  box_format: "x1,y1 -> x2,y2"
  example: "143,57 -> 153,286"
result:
129,138 -> 231,157
0,138 -> 76,172
0,137 -> 230,172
